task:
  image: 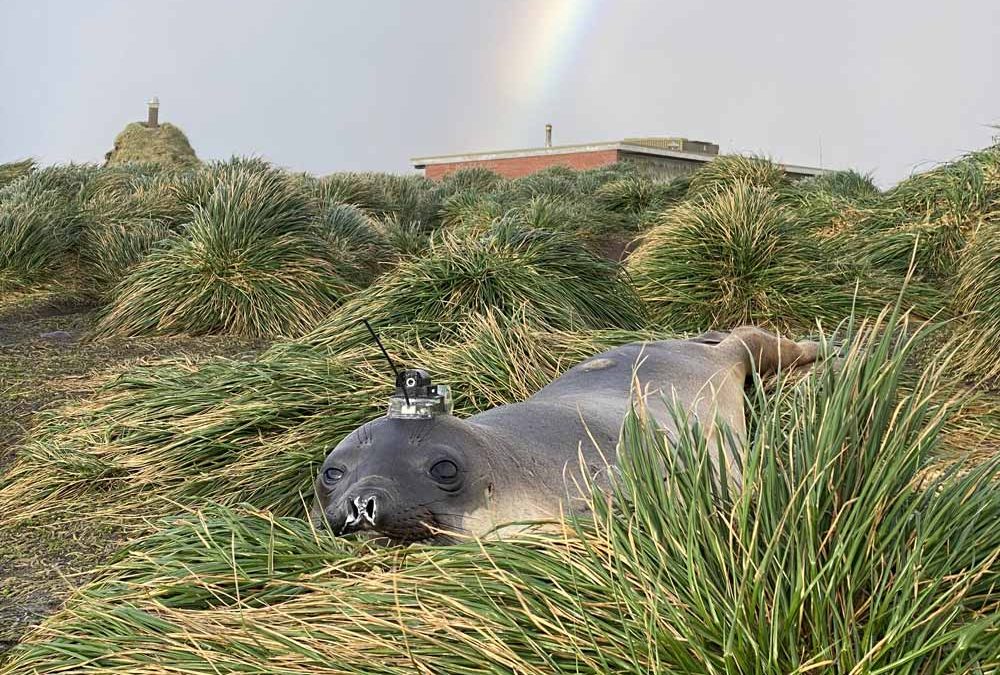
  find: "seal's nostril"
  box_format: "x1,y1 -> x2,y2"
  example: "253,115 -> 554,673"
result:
364,496 -> 376,518
347,499 -> 359,523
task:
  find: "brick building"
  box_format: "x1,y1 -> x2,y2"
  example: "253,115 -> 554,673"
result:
412,135 -> 827,181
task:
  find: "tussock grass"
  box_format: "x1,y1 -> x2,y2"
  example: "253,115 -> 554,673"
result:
5,312 -> 1000,673
886,147 -> 1000,224
81,169 -> 191,229
439,189 -> 505,232
167,157 -> 276,211
781,170 -> 881,234
861,216 -> 971,279
439,166 -> 506,192
596,174 -> 690,215
299,222 -> 648,352
314,201 -> 394,283
4,147 -> 1000,668
951,221 -> 1000,382
104,122 -> 199,169
516,193 -> 628,237
627,181 -> 890,332
0,159 -> 35,190
75,169 -> 193,292
433,163 -> 651,245
841,147 -> 1000,280
786,168 -> 881,201
0,162 -> 102,204
94,166 -> 355,338
77,220 -> 174,292
688,154 -> 788,196
0,164 -> 190,295
0,184 -> 76,290
314,172 -> 384,211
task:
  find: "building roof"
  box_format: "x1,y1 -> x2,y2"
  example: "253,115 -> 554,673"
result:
412,140 -> 828,177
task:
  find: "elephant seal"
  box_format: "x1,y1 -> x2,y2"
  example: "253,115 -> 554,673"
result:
312,326 -> 819,543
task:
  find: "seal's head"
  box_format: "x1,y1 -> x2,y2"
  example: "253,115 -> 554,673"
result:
312,415 -> 494,544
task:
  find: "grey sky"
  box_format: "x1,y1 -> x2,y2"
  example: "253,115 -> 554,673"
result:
2,0 -> 998,185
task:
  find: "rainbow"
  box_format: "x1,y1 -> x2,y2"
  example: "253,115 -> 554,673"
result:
499,0 -> 603,118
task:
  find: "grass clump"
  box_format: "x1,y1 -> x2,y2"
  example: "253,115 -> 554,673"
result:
0,185 -> 75,290
688,154 -> 788,196
104,122 -> 199,169
596,173 -> 690,216
438,166 -> 507,192
77,220 -> 174,292
299,222 -> 648,351
0,159 -> 35,190
627,181 -> 888,332
842,147 -> 1000,280
951,221 -> 1000,382
781,170 -> 881,235
95,166 -> 355,338
0,163 -> 102,203
75,168 -> 193,292
786,168 -> 880,201
4,313 -> 999,673
314,201 -> 393,282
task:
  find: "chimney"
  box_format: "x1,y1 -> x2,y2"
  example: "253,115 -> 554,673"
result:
147,96 -> 160,128
545,123 -> 552,148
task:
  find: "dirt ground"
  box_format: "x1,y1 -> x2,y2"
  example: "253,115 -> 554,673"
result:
0,290 -> 262,654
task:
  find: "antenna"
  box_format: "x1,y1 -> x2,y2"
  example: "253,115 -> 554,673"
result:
362,319 -> 409,405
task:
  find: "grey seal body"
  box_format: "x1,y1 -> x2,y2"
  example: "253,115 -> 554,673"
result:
313,326 -> 819,543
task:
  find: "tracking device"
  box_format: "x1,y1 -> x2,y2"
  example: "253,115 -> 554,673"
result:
362,319 -> 454,421
387,369 -> 453,419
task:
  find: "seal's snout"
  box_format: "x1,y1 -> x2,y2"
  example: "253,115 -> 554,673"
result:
342,494 -> 378,532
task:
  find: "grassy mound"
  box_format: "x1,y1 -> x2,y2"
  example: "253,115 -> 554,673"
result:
688,154 -> 788,196
786,169 -> 880,201
0,184 -> 77,290
0,159 -> 35,190
435,164 -> 655,250
0,163 -> 163,291
596,173 -> 690,216
104,122 -> 199,169
77,220 -> 174,291
780,170 -> 881,235
5,315 -> 1000,673
438,166 -> 507,192
0,162 -> 102,202
627,181 -> 894,332
94,166 -> 354,338
314,201 -> 393,283
839,147 -> 1000,280
76,168 -> 193,292
298,222 -> 648,352
952,221 -> 1000,382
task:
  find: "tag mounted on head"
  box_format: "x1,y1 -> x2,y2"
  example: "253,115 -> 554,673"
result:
361,319 -> 453,421
388,369 -> 453,420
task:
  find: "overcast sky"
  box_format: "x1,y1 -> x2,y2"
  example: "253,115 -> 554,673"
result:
1,0 -> 998,186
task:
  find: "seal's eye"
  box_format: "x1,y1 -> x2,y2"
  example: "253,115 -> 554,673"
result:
323,467 -> 344,484
429,459 -> 459,483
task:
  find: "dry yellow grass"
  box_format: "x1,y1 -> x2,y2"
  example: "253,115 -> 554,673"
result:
104,122 -> 198,169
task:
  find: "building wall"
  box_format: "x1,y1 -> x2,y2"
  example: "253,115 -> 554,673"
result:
423,149 -> 620,180
618,152 -> 706,181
